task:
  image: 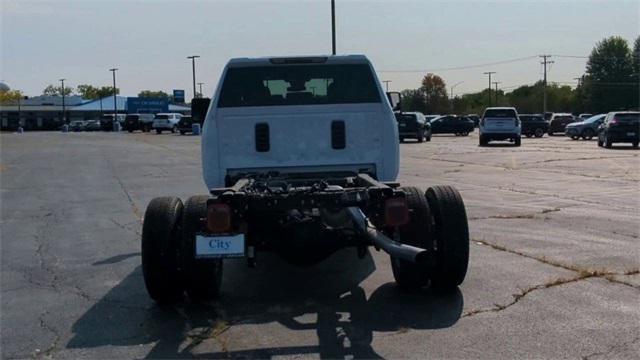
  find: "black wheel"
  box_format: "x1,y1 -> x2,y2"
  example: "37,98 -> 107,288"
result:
156,129 -> 162,134
548,131 -> 553,136
128,129 -> 133,133
605,134 -> 612,148
633,141 -> 639,148
400,137 -> 405,143
479,135 -> 488,146
141,197 -> 184,304
390,187 -> 433,291
180,130 -> 186,135
571,135 -> 580,140
417,129 -> 424,143
514,136 -> 521,146
597,137 -> 603,147
426,134 -> 432,142
425,186 -> 469,290
534,128 -> 544,138
181,195 -> 223,302
582,128 -> 595,140
461,131 -> 469,136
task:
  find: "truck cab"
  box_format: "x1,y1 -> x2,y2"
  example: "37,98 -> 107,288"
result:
202,55 -> 399,188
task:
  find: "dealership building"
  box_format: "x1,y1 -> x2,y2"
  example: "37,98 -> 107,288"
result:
0,87 -> 191,131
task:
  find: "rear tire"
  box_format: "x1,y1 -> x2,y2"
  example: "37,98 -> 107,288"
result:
425,186 -> 469,290
479,135 -> 488,146
156,129 -> 162,134
180,130 -> 186,135
182,195 -> 223,302
632,141 -> 639,148
514,136 -> 521,146
597,137 -> 603,147
534,128 -> 544,138
417,129 -> 424,143
390,187 -> 433,291
605,134 -> 612,148
141,197 -> 184,304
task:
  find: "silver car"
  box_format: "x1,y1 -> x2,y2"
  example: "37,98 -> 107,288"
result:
565,114 -> 605,140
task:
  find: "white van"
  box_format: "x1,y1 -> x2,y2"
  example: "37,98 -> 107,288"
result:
479,107 -> 522,146
152,113 -> 182,134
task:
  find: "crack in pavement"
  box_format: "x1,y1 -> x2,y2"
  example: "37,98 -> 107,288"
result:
102,154 -> 143,222
469,207 -> 562,221
462,239 -> 640,318
35,311 -> 61,359
581,334 -> 640,360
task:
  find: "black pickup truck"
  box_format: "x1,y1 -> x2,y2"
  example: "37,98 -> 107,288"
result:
520,114 -> 549,138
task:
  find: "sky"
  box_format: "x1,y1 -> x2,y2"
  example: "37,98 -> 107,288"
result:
1,0 -> 639,100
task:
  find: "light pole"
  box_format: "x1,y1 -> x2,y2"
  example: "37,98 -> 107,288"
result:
109,68 -> 118,119
493,81 -> 501,105
450,81 -> 464,112
383,80 -> 391,92
483,71 -> 496,107
60,79 -> 66,124
187,55 -> 200,101
331,0 -> 336,55
197,82 -> 204,98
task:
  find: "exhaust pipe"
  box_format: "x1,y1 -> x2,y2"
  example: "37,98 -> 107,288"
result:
345,207 -> 431,266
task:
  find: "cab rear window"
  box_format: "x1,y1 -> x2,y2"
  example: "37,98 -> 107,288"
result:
614,113 -> 640,122
218,64 -> 381,107
483,109 -> 517,118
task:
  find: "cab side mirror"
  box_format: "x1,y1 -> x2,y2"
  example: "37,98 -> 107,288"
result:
386,92 -> 402,112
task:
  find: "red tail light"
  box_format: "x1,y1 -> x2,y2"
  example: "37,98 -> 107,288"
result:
385,197 -> 409,227
207,203 -> 232,233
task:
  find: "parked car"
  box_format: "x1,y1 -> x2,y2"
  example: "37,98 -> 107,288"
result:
520,114 -> 548,138
547,113 -> 576,135
100,114 -> 126,131
396,112 -> 431,142
177,116 -> 198,135
479,107 -> 521,146
69,120 -> 86,132
84,120 -> 101,131
578,113 -> 593,120
565,114 -> 605,140
430,115 -> 475,136
124,113 -> 155,133
597,111 -> 640,148
466,114 -> 480,127
152,113 -> 183,134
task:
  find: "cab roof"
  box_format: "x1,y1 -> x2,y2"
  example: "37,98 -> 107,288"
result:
226,55 -> 371,67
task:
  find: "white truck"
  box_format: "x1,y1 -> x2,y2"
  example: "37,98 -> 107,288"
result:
141,55 -> 470,303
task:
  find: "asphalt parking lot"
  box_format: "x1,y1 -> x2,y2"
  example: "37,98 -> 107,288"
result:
1,130 -> 639,359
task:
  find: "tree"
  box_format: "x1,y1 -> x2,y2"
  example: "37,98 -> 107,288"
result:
42,84 -> 74,96
584,36 -> 636,112
77,84 -> 119,99
138,90 -> 170,99
632,36 -> 640,75
400,89 -> 426,112
420,74 -> 449,114
0,89 -> 23,105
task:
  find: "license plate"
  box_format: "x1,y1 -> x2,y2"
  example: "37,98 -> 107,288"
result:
627,132 -> 636,136
195,234 -> 245,258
